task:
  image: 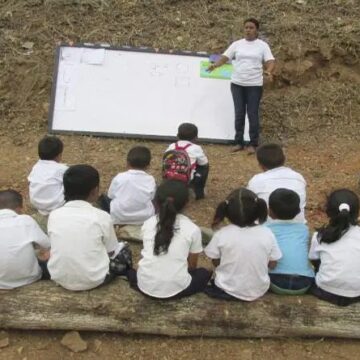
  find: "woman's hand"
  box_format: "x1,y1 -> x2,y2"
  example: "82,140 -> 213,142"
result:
264,71 -> 273,82
207,63 -> 217,72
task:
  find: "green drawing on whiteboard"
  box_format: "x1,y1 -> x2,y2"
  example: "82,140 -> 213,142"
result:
200,61 -> 233,80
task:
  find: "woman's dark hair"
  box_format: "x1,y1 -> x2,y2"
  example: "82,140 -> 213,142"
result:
244,18 -> 260,30
38,135 -> 63,160
212,187 -> 267,228
63,164 -> 100,201
154,180 -> 189,255
269,188 -> 300,220
318,189 -> 359,244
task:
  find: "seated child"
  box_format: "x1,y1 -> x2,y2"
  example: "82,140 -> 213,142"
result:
28,135 -> 68,215
127,180 -> 212,299
309,189 -> 360,306
204,187 -> 282,301
267,188 -> 314,295
0,189 -> 50,289
165,123 -> 209,200
107,146 -> 156,226
247,143 -> 306,222
48,165 -> 132,291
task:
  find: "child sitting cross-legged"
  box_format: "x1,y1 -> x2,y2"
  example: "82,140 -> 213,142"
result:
309,189 -> 360,306
127,180 -> 212,299
48,164 -> 132,291
204,187 -> 282,301
103,146 -> 156,231
28,135 -> 68,216
266,188 -> 314,295
0,189 -> 50,289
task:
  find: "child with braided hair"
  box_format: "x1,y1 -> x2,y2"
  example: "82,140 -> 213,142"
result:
205,187 -> 282,301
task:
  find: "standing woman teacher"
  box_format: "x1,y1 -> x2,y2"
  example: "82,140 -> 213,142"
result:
208,18 -> 275,154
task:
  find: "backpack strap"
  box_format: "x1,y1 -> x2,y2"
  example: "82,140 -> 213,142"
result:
175,142 -> 192,151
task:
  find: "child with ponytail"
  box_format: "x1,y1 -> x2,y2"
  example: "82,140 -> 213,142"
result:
204,187 -> 282,301
128,180 -> 212,299
309,189 -> 360,306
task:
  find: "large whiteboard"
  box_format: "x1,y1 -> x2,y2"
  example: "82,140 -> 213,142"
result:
49,45 -> 249,143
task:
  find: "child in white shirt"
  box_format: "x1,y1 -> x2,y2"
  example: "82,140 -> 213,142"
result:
205,187 -> 282,301
127,180 -> 212,299
0,189 -> 50,289
28,136 -> 68,216
48,165 -> 132,291
105,146 -> 156,227
165,123 -> 209,200
309,189 -> 360,306
247,143 -> 306,223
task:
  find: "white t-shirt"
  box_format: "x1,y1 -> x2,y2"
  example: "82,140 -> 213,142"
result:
28,160 -> 68,215
309,227 -> 360,297
48,200 -> 123,291
223,38 -> 275,86
0,209 -> 50,289
247,166 -> 307,223
205,224 -> 282,301
137,214 -> 203,298
108,169 -> 156,225
165,140 -> 208,180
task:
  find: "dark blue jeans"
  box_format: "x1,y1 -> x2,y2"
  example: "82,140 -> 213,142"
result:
270,274 -> 314,291
230,83 -> 263,147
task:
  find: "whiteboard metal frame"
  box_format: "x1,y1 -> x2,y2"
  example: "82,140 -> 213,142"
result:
48,44 -> 236,144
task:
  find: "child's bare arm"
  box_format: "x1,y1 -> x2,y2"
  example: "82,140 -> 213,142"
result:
187,253 -> 199,270
268,260 -> 277,269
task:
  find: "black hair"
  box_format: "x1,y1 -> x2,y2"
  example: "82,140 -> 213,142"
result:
244,18 -> 260,30
127,146 -> 151,169
38,135 -> 64,160
212,187 -> 267,228
153,180 -> 189,255
269,188 -> 300,220
63,164 -> 100,202
0,189 -> 23,210
256,143 -> 285,170
177,123 -> 198,141
317,189 -> 359,244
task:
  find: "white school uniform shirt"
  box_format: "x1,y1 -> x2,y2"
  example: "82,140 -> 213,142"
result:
309,227 -> 360,297
0,209 -> 50,289
47,200 -> 123,291
108,169 -> 156,225
28,160 -> 69,215
247,166 -> 307,223
223,38 -> 275,86
205,224 -> 282,301
165,140 -> 208,180
137,214 -> 203,298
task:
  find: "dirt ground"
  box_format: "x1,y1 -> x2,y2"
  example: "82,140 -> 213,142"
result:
1,0 -> 360,358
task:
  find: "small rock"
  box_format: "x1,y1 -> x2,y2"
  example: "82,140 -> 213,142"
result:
17,346 -> 24,354
61,331 -> 87,353
0,331 -> 9,348
296,0 -> 305,4
176,36 -> 183,42
22,41 -> 34,50
93,339 -> 102,353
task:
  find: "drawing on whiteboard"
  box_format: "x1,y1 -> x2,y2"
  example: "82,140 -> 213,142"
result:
176,63 -> 189,74
200,60 -> 233,80
61,47 -> 83,64
175,76 -> 190,88
150,63 -> 169,76
54,86 -> 76,111
81,48 -> 105,65
62,64 -> 79,85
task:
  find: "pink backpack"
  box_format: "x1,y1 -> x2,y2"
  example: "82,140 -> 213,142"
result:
162,142 -> 196,183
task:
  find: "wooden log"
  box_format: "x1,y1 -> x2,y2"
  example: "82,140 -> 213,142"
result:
0,279 -> 359,338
